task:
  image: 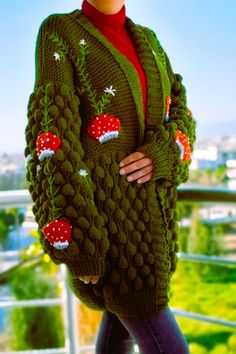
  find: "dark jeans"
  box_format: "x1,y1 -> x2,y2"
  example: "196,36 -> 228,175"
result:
96,306 -> 189,354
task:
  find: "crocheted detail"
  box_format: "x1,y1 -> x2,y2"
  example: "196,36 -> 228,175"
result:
175,129 -> 191,161
87,114 -> 121,143
43,220 -> 72,249
36,132 -> 61,161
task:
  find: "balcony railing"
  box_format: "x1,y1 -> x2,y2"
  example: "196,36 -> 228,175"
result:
0,187 -> 236,354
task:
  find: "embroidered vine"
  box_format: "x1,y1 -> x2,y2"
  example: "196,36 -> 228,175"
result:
38,83 -> 61,221
49,33 -> 116,115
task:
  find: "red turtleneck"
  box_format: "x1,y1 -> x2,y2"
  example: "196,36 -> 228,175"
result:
82,0 -> 147,118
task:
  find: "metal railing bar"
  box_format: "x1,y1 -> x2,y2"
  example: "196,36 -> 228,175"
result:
178,252 -> 236,266
177,185 -> 236,204
0,349 -> 67,354
172,308 -> 236,328
0,298 -> 64,309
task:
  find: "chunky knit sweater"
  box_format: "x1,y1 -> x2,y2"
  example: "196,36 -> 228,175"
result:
25,8 -> 196,318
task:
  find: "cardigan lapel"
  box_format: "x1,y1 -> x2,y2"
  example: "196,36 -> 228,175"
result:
72,11 -> 145,145
126,18 -> 170,129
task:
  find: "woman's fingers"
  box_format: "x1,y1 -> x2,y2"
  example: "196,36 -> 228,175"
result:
120,151 -> 146,167
119,152 -> 154,183
78,276 -> 100,284
126,164 -> 153,182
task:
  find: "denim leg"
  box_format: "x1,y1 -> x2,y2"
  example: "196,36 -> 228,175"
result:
118,306 -> 190,354
96,311 -> 135,354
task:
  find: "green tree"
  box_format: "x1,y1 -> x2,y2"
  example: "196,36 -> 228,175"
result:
7,261 -> 65,350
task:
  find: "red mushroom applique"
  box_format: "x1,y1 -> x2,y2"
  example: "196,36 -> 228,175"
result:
175,129 -> 191,162
87,114 -> 121,144
36,132 -> 61,161
43,220 -> 72,250
165,96 -> 172,121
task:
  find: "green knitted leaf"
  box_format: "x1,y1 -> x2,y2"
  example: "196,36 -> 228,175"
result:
89,225 -> 100,240
94,215 -> 104,228
105,199 -> 116,212
147,275 -> 155,288
118,255 -> 128,270
61,139 -> 71,153
84,239 -> 95,255
141,210 -> 150,222
33,109 -> 43,122
116,209 -> 125,222
64,108 -> 73,123
55,95 -> 65,109
134,253 -> 144,267
112,186 -> 122,200
62,183 -> 75,196
95,166 -> 105,178
127,186 -> 136,199
131,231 -> 141,244
139,242 -> 149,254
136,220 -> 145,232
96,189 -> 106,201
73,194 -> 86,207
108,221 -> 118,234
77,216 -> 90,229
61,160 -> 74,173
127,266 -> 137,280
57,117 -> 68,131
143,232 -> 152,243
134,277 -> 143,290
48,104 -> 60,119
146,253 -> 155,265
128,209 -> 138,222
50,126 -> 60,136
72,228 -> 84,243
125,241 -> 136,256
54,194 -> 67,207
101,153 -> 112,165
117,232 -> 127,244
54,149 -> 65,162
100,234 -> 110,252
110,245 -> 119,258
65,206 -> 78,218
53,172 -> 65,184
141,265 -> 151,277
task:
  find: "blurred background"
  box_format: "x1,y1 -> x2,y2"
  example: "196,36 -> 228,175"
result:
0,1 -> 236,353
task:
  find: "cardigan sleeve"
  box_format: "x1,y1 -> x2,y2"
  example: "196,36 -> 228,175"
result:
138,31 -> 196,186
25,15 -> 109,277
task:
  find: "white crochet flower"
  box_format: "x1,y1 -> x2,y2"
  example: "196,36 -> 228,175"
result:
79,39 -> 87,45
53,52 -> 60,61
104,86 -> 116,96
79,169 -> 88,177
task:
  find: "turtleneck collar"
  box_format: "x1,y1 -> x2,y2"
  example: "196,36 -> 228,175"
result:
82,0 -> 126,27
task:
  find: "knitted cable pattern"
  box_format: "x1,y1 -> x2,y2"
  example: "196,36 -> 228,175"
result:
25,11 -> 196,318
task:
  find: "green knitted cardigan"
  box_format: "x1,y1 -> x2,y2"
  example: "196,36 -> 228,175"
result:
25,10 -> 196,318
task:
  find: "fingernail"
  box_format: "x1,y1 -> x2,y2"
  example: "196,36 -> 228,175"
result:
137,179 -> 143,184
120,168 -> 125,175
127,176 -> 133,182
120,162 -> 124,167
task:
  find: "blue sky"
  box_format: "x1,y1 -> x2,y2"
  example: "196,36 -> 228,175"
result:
0,0 -> 235,153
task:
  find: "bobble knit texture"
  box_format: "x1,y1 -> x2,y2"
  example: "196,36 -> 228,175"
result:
25,10 -> 196,318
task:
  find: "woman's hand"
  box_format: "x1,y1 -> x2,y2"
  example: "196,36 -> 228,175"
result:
119,152 -> 153,184
78,276 -> 100,284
